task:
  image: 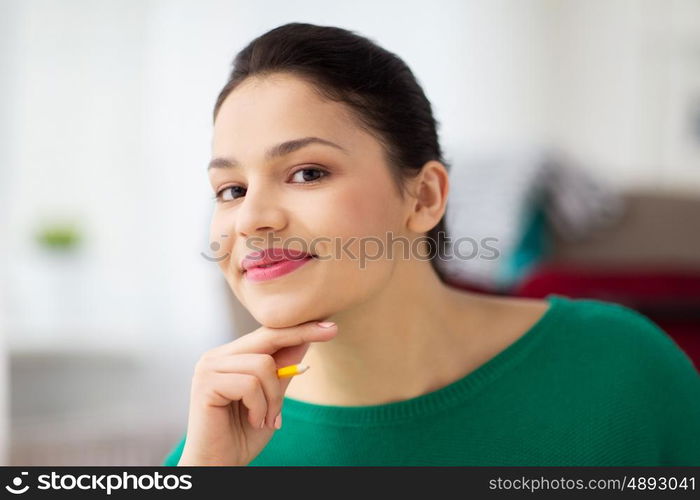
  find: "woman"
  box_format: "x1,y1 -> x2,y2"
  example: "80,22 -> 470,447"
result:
163,22 -> 700,466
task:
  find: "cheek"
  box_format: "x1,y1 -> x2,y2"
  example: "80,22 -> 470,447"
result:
209,209 -> 224,239
324,181 -> 400,239
209,210 -> 234,261
317,182 -> 401,283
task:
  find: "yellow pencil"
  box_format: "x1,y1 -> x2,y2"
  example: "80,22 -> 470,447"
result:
276,363 -> 310,378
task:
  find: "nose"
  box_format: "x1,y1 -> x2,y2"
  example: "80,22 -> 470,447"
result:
234,184 -> 287,238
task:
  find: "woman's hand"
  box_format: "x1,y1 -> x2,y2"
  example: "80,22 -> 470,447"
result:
177,320 -> 338,466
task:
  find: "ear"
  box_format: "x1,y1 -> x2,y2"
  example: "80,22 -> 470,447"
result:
405,160 -> 449,234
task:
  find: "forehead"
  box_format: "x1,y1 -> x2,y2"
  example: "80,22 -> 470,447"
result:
212,74 -> 363,154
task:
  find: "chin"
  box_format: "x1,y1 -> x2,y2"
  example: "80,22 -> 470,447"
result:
250,307 -> 316,330
250,298 -> 340,329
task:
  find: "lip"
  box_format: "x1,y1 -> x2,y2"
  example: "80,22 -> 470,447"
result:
241,247 -> 316,283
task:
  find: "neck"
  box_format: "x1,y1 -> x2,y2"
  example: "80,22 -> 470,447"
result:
285,259 -> 483,406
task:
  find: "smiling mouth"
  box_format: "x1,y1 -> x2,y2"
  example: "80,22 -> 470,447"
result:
241,254 -> 319,283
242,254 -> 317,273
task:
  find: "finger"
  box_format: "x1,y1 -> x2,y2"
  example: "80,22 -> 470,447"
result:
272,342 -> 313,394
271,342 -> 312,374
205,372 -> 268,429
207,353 -> 284,428
226,321 -> 337,356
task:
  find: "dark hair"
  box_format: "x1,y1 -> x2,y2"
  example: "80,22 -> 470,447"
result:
213,22 -> 451,283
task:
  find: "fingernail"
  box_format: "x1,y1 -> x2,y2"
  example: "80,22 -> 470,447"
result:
317,321 -> 335,328
274,413 -> 282,429
260,418 -> 265,429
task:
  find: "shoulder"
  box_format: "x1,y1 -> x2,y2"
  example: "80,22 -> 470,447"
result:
550,293 -> 658,330
549,295 -> 676,345
503,294 -> 700,464
548,294 -> 698,385
478,293 -> 680,358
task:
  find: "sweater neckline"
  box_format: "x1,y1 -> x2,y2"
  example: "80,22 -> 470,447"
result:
282,293 -> 567,426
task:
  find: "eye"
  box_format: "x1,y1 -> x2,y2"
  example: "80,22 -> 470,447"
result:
213,185 -> 246,202
290,167 -> 328,184
212,167 -> 329,203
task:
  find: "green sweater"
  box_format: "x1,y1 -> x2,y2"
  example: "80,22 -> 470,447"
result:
162,294 -> 700,466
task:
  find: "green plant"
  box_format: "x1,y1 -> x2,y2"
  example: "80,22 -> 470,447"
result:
36,223 -> 82,250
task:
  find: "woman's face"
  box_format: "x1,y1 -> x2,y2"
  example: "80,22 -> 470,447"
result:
208,73 -> 413,328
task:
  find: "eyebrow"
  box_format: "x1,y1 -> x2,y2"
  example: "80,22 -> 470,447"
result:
207,136 -> 348,171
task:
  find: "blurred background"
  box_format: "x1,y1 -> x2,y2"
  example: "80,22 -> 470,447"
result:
0,0 -> 699,465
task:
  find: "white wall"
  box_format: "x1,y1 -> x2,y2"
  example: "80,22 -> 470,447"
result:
0,0 -> 21,466
3,0 -> 233,357
547,0 -> 700,190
